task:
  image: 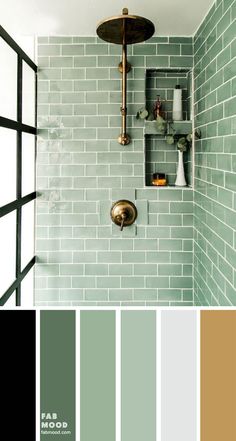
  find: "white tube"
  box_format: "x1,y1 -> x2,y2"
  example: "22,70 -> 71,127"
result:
173,85 -> 183,121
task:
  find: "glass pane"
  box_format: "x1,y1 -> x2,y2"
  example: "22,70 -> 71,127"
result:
21,200 -> 35,270
22,61 -> 35,127
21,268 -> 34,307
22,133 -> 35,197
0,211 -> 16,295
0,127 -> 16,206
0,37 -> 17,120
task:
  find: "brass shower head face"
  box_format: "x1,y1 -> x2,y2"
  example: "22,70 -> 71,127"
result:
96,8 -> 155,45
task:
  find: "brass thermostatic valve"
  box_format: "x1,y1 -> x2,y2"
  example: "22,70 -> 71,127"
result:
110,200 -> 137,231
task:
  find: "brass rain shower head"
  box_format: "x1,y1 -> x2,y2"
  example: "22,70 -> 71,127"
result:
96,8 -> 155,145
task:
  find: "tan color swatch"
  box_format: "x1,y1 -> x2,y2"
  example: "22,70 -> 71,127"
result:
201,311 -> 236,441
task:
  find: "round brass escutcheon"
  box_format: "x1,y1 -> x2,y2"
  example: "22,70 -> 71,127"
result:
110,200 -> 137,231
118,133 -> 131,145
118,61 -> 131,73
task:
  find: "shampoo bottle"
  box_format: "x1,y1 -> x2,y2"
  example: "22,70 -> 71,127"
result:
173,85 -> 183,121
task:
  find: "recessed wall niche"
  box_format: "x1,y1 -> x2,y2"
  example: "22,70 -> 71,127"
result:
145,68 -> 193,187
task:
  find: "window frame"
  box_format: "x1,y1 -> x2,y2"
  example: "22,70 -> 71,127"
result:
0,25 -> 37,306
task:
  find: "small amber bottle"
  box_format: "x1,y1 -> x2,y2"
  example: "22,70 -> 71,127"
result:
152,172 -> 167,186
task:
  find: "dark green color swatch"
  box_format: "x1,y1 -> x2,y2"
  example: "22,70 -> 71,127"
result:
40,311 -> 75,441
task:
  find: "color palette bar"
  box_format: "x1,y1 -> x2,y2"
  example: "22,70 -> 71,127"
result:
37,309 -> 236,441
80,311 -> 116,441
161,310 -> 197,441
201,311 -> 236,441
121,311 -> 156,441
40,311 -> 75,441
0,311 -> 36,439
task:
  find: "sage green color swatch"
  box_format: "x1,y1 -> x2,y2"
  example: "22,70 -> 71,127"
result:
121,311 -> 156,441
80,311 -> 116,441
40,311 -> 75,441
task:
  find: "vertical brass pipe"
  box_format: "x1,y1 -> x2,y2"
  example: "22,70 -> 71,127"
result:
122,42 -> 127,138
118,12 -> 130,145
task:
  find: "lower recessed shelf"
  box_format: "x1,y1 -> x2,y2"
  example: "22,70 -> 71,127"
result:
144,120 -> 192,136
143,185 -> 192,189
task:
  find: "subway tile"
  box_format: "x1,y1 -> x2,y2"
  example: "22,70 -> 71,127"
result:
223,20 -> 236,47
157,44 -> 181,55
133,44 -> 156,55
146,252 -> 170,263
121,277 -> 145,288
62,92 -> 84,103
146,56 -> 169,67
74,80 -> 97,91
38,68 -> 62,80
158,289 -> 182,301
97,55 -> 120,67
85,264 -> 108,275
109,289 -> 133,301
72,277 -> 96,288
49,37 -> 72,44
50,57 -> 73,67
97,277 -> 120,288
62,45 -> 84,55
133,289 -> 157,301
38,45 -> 61,56
109,264 -> 133,275
134,264 -> 157,275
84,289 -> 108,301
170,56 -> 193,67
170,277 -> 192,288
62,68 -> 85,79
146,277 -> 169,288
74,56 -> 96,67
74,104 -> 96,114
159,239 -> 182,251
159,264 -> 182,276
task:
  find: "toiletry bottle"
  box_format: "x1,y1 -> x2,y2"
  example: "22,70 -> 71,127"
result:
153,95 -> 164,119
173,85 -> 183,121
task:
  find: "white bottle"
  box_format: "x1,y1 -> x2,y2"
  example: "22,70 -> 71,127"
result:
173,85 -> 183,121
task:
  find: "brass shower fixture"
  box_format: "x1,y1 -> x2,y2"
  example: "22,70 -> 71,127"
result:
96,8 -> 155,145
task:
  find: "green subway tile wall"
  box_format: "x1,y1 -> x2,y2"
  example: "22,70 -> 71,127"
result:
194,0 -> 236,305
36,36 -> 194,306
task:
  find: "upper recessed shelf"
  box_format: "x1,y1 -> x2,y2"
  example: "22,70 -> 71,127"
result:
144,120 -> 192,136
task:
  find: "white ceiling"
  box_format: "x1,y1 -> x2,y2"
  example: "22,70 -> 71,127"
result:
0,0 -> 215,37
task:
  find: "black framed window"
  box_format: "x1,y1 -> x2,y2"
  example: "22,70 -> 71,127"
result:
0,25 -> 37,306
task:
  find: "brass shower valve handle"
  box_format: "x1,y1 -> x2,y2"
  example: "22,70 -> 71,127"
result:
110,200 -> 137,231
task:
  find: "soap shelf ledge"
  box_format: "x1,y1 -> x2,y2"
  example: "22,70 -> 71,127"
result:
144,120 -> 192,136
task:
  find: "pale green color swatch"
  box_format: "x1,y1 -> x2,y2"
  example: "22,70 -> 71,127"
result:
121,311 -> 156,441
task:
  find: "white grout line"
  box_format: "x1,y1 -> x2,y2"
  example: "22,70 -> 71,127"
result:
36,309 -> 40,441
196,309 -> 201,441
76,310 -> 80,441
116,310 -> 121,441
156,309 -> 162,441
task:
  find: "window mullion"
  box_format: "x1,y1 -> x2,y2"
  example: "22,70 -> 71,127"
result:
16,54 -> 23,306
